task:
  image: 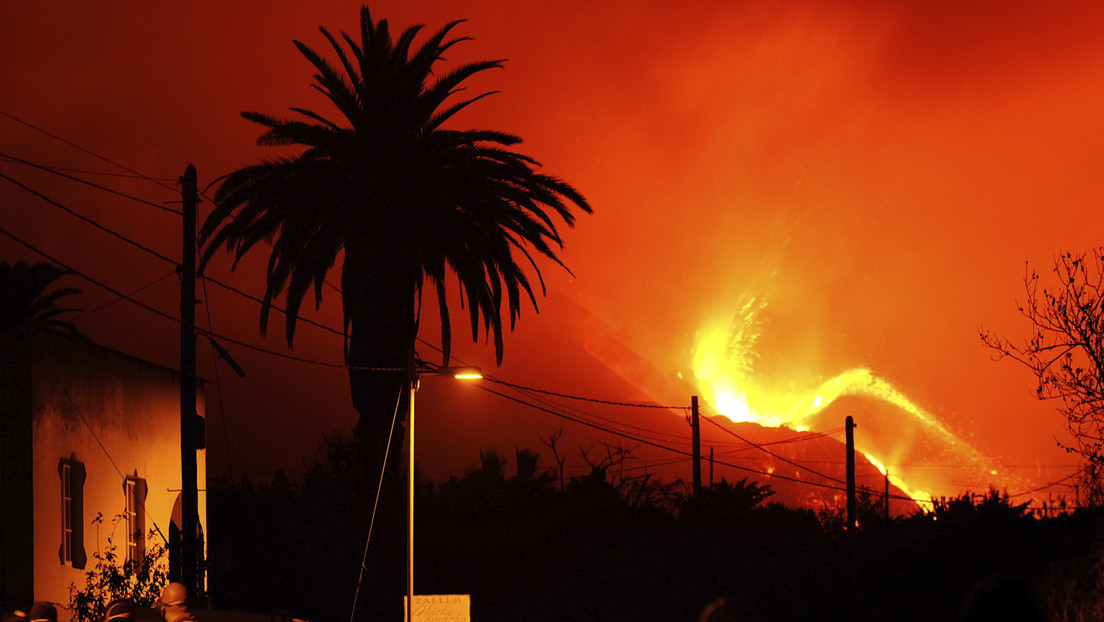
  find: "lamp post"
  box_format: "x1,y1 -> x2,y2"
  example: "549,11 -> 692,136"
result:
408,365 -> 482,622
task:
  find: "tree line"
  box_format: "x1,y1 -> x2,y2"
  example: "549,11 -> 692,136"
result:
207,433 -> 1104,622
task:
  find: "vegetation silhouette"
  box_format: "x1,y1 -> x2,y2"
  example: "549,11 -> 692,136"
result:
208,434 -> 1104,622
961,576 -> 1045,622
982,249 -> 1104,503
0,260 -> 85,340
198,5 -> 590,618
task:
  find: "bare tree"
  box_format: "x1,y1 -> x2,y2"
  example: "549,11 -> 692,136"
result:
579,441 -> 639,485
981,250 -> 1104,503
541,429 -> 567,491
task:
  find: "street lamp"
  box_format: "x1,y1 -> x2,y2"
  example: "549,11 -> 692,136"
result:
408,364 -> 482,621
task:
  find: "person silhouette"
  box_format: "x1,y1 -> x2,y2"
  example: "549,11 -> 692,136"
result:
157,583 -> 197,622
103,599 -> 134,622
961,576 -> 1045,622
698,595 -> 762,622
26,604 -> 56,622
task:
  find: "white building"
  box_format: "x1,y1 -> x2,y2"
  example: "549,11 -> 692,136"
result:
1,330 -> 206,615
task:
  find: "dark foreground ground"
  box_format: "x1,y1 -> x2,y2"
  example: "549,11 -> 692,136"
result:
207,448 -> 1104,622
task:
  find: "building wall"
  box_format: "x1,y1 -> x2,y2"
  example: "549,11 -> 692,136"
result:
27,332 -> 206,609
0,334 -> 34,610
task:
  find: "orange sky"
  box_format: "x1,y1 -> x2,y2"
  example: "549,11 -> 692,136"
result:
4,1 -> 1104,503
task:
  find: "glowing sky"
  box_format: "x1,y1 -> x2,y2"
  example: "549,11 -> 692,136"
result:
4,1 -> 1103,502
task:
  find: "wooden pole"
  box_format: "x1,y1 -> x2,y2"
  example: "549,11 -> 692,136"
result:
408,378 -> 416,622
709,446 -> 714,488
884,469 -> 890,519
691,396 -> 701,494
180,164 -> 198,596
845,416 -> 856,531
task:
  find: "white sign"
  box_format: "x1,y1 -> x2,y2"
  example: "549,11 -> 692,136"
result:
403,594 -> 471,622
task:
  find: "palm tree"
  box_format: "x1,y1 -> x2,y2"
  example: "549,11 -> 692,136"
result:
198,6 -> 590,617
0,260 -> 85,339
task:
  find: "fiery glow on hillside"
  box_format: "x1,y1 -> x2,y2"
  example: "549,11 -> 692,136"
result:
691,289 -> 992,506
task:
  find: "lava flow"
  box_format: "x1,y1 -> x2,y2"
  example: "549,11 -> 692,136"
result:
691,289 -> 1003,507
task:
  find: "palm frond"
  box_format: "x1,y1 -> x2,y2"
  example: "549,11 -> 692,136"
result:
200,6 -> 589,367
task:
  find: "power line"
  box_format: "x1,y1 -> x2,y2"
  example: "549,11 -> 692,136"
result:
1,136 -> 1071,505
0,223 -> 183,325
0,173 -> 396,371
6,213 -> 1075,507
477,382 -> 919,501
200,273 -> 346,340
482,377 -> 700,448
1008,469 -> 1084,499
0,152 -> 181,214
722,427 -> 846,451
70,271 -> 177,321
0,223 -> 401,372
0,153 -> 172,180
0,109 -> 179,193
6,206 -> 1033,508
201,276 -> 236,482
2,112 -> 1067,510
0,171 -> 179,264
484,376 -> 688,410
700,411 -> 846,485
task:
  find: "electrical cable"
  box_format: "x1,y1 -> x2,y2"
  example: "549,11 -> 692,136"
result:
0,109 -> 179,192
484,376 -> 688,410
201,276 -> 236,482
5,146 -> 1075,506
477,382 -> 919,500
350,382 -> 406,622
69,270 -> 176,322
721,427 -> 846,452
200,274 -> 346,339
8,211 -> 1068,507
700,411 -> 846,485
0,152 -> 181,214
0,153 -> 171,179
1008,469 -> 1085,499
0,171 -> 179,263
0,223 -> 403,372
484,379 -> 700,448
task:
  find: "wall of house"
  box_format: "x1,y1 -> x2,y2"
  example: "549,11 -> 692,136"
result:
29,332 -> 206,610
0,334 -> 34,610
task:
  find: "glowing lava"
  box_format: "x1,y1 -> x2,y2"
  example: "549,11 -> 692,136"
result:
691,289 -> 997,507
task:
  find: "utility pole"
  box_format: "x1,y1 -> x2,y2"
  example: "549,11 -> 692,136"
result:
884,469 -> 890,520
709,446 -> 714,488
691,396 -> 701,495
845,416 -> 856,531
179,164 -> 199,598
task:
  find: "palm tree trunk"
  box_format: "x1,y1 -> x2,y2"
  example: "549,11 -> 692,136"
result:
342,242 -> 419,621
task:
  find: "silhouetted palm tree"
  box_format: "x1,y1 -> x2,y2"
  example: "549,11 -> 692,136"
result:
200,4 -> 589,419
198,6 -> 589,617
0,260 -> 85,339
680,477 -> 776,528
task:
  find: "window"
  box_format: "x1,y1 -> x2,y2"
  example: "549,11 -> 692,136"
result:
57,456 -> 87,568
62,463 -> 72,561
124,475 -> 147,565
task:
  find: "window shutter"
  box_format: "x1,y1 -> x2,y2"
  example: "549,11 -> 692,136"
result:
71,461 -> 87,568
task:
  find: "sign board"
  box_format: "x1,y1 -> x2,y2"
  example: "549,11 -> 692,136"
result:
403,594 -> 470,622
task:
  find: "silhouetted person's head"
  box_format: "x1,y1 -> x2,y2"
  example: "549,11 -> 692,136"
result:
104,599 -> 134,622
157,583 -> 191,622
962,576 -> 1045,622
27,603 -> 56,622
698,596 -> 762,622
